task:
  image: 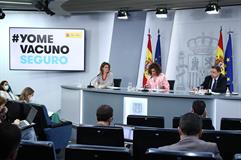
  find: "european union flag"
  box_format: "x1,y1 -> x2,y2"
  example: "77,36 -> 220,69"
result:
154,30 -> 162,68
224,33 -> 234,92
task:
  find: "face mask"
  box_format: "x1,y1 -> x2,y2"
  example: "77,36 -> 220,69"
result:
3,85 -> 9,91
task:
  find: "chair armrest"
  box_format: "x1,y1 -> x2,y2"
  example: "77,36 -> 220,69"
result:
44,123 -> 72,150
48,121 -> 72,128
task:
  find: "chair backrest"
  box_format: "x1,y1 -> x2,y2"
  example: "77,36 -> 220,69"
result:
22,103 -> 53,140
113,79 -> 122,87
201,130 -> 241,160
127,115 -> 164,128
5,100 -> 28,122
65,144 -> 131,160
133,128 -> 179,160
145,148 -> 215,160
173,117 -> 215,130
220,118 -> 241,130
77,125 -> 124,147
168,80 -> 175,90
234,154 -> 241,160
16,140 -> 56,160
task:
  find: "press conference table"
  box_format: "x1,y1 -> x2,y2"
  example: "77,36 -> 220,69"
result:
61,85 -> 241,130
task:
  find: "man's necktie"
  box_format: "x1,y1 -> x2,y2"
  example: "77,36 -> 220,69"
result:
212,79 -> 217,91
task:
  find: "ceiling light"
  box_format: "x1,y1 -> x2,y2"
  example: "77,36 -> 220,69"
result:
117,10 -> 128,20
0,8 -> 5,19
35,1 -> 55,16
156,8 -> 168,18
205,2 -> 220,14
0,1 -> 32,5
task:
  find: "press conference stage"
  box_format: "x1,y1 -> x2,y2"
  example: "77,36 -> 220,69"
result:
61,85 -> 241,129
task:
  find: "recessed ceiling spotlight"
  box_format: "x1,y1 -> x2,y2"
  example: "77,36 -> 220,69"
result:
0,8 -> 5,19
117,10 -> 128,20
205,2 -> 221,14
156,8 -> 168,18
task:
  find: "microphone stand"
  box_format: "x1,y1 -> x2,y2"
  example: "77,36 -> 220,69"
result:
87,74 -> 100,88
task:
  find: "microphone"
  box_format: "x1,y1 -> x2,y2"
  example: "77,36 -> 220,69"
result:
87,73 -> 100,88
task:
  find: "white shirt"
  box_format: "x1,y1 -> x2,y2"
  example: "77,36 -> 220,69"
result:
0,91 -> 18,100
92,72 -> 113,88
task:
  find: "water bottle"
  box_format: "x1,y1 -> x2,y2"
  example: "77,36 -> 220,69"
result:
226,87 -> 230,96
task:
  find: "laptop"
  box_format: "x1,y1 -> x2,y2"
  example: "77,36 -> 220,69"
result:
18,107 -> 38,130
114,124 -> 134,141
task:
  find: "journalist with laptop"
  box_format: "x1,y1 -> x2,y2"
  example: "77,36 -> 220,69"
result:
0,96 -> 37,141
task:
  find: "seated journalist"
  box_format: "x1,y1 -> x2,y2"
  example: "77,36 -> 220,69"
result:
0,96 -> 37,141
0,80 -> 18,101
158,113 -> 222,160
96,104 -> 113,126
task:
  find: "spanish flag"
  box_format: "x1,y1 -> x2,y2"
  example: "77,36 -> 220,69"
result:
214,28 -> 225,75
143,31 -> 153,87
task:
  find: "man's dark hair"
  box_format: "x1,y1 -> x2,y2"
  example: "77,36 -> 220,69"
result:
179,113 -> 202,136
192,100 -> 206,116
211,65 -> 221,73
96,105 -> 113,121
0,123 -> 21,160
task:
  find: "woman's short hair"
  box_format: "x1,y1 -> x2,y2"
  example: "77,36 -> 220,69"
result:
148,63 -> 161,75
100,62 -> 110,74
0,85 -> 4,91
19,87 -> 34,102
96,104 -> 113,121
0,80 -> 8,86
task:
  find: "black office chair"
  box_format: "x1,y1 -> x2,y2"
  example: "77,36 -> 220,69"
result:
65,144 -> 131,160
145,148 -> 216,160
168,80 -> 175,90
133,128 -> 179,160
77,125 -> 124,147
220,118 -> 241,130
234,154 -> 241,160
201,130 -> 241,160
127,115 -> 164,128
113,79 -> 122,87
173,117 -> 215,130
5,100 -> 27,122
16,140 -> 56,160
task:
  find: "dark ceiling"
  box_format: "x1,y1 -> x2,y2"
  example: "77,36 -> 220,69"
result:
1,0 -> 241,13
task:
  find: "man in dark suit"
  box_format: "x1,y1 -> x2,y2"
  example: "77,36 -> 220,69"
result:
200,66 -> 227,93
158,113 -> 222,160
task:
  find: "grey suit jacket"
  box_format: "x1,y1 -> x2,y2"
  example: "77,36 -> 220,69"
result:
158,136 -> 222,160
